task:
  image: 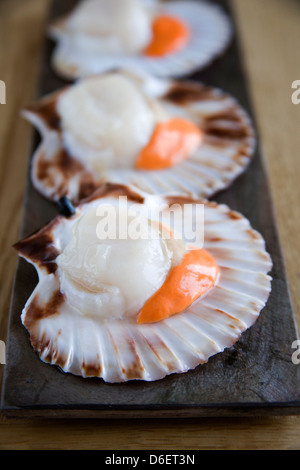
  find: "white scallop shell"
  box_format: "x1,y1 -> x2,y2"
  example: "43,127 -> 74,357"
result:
15,184 -> 272,383
23,71 -> 255,203
49,0 -> 232,80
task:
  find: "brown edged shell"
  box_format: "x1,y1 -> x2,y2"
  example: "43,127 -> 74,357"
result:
15,184 -> 272,383
23,73 -> 255,203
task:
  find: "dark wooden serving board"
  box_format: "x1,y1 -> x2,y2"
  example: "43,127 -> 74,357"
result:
1,0 -> 300,418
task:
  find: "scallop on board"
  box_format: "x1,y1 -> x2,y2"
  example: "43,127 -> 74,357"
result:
48,0 -> 232,80
23,69 -> 255,203
14,183 -> 272,383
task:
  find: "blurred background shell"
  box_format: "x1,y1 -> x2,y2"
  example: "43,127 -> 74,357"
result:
49,0 -> 233,80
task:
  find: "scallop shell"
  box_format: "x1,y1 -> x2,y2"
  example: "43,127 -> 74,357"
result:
14,183 -> 272,383
49,0 -> 232,80
23,71 -> 255,203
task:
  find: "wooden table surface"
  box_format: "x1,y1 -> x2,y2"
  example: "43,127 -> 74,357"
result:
0,0 -> 300,450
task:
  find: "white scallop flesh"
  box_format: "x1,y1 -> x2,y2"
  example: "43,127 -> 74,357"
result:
67,0 -> 153,54
56,202 -> 175,320
57,73 -> 167,173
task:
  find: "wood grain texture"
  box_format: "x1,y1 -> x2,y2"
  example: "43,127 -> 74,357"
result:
232,0 -> 300,327
0,0 -> 300,450
0,0 -> 51,383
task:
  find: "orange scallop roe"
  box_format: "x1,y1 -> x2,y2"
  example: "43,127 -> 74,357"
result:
144,15 -> 190,57
136,118 -> 202,170
137,249 -> 219,324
